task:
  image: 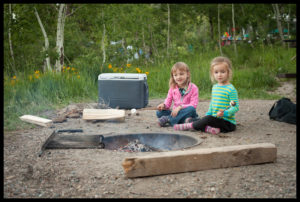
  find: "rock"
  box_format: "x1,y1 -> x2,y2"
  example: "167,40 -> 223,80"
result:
67,113 -> 81,118
52,115 -> 67,123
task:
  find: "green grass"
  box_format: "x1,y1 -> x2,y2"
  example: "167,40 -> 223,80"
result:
4,70 -> 97,131
4,44 -> 296,131
146,44 -> 295,99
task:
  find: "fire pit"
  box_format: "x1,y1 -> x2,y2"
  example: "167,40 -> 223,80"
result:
39,130 -> 203,156
102,133 -> 203,152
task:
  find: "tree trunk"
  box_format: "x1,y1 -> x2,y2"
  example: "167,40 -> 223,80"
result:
217,4 -> 223,56
232,4 -> 238,57
142,26 -> 146,53
209,17 -> 214,41
121,37 -> 128,64
101,23 -> 106,69
287,5 -> 291,48
8,4 -> 16,74
272,4 -> 285,46
240,4 -> 245,16
149,24 -> 158,58
34,7 -> 51,72
101,11 -> 106,69
167,4 -> 170,57
142,26 -> 147,63
55,4 -> 66,72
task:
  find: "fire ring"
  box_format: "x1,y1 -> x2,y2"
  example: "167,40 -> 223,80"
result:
102,133 -> 203,152
39,130 -> 204,156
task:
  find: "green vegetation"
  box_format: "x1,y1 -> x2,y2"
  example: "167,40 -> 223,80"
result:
3,4 -> 296,131
4,45 -> 295,131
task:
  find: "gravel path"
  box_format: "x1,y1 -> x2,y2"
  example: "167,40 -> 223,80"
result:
4,99 -> 296,198
4,81 -> 296,198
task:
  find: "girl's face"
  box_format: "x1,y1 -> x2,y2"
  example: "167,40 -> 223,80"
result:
213,63 -> 229,85
173,69 -> 189,88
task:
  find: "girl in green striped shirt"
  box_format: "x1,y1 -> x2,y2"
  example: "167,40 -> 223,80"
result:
174,56 -> 239,134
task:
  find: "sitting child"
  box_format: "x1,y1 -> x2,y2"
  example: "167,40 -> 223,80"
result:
156,62 -> 199,127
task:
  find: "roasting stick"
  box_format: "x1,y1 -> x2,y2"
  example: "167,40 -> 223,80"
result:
140,100 -> 209,111
140,106 -> 158,111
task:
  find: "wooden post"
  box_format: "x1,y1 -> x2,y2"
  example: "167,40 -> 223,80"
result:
122,143 -> 277,178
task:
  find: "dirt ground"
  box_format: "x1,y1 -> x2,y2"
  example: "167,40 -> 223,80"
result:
3,80 -> 296,198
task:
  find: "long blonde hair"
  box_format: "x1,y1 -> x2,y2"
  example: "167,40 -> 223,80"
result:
169,62 -> 191,89
210,56 -> 233,83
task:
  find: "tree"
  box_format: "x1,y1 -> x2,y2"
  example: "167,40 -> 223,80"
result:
167,4 -> 170,57
55,4 -> 67,72
34,7 -> 51,71
232,4 -> 237,57
272,4 -> 285,46
201,4 -> 218,42
4,3 -> 296,77
217,4 -> 223,56
8,4 -> 16,74
101,11 -> 106,69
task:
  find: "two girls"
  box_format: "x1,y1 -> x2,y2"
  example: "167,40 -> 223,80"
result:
173,56 -> 239,134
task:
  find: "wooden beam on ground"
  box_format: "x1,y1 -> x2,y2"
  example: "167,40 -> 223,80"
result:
20,115 -> 53,127
122,143 -> 277,178
82,109 -> 125,121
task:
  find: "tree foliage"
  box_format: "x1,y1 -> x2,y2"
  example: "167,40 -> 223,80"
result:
3,3 -> 296,76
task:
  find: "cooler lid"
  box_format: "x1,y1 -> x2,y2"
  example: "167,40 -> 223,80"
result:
98,73 -> 147,80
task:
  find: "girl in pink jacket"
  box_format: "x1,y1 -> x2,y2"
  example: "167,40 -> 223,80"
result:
156,62 -> 199,127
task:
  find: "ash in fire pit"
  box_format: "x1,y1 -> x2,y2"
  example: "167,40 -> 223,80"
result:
118,139 -> 158,152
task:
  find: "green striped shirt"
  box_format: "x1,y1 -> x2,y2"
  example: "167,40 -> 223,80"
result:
206,83 -> 239,125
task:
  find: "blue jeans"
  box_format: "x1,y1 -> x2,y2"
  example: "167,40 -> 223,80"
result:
156,106 -> 198,126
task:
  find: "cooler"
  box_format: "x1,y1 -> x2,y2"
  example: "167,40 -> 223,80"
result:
98,73 -> 149,109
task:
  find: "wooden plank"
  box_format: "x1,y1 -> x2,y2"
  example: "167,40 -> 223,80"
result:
122,143 -> 277,178
82,109 -> 125,121
20,115 -> 53,127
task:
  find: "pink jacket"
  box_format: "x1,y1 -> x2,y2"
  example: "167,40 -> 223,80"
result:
164,82 -> 199,110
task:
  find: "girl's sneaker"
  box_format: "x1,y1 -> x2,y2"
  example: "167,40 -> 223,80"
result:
205,126 -> 220,135
158,116 -> 169,127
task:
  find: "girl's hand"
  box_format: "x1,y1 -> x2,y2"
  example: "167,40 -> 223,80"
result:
171,106 -> 182,117
217,109 -> 224,117
157,103 -> 165,111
